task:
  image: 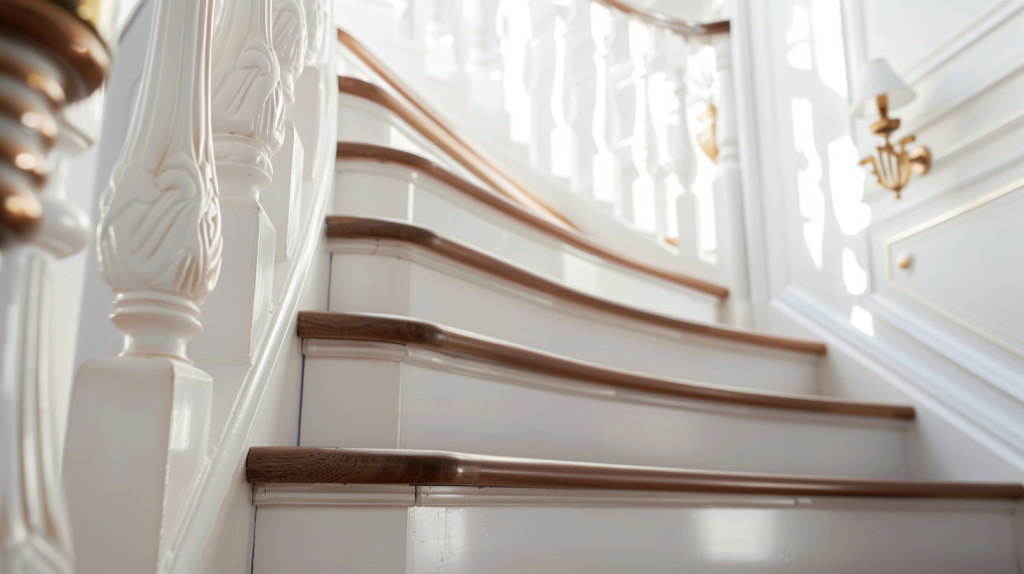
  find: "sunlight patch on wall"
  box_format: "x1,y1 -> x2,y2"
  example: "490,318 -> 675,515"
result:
786,5 -> 812,70
842,248 -> 868,295
791,97 -> 825,269
810,0 -> 848,97
827,136 -> 871,235
851,305 -> 875,336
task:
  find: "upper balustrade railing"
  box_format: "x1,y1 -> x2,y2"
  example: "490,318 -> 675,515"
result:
396,0 -> 741,288
383,0 -> 749,321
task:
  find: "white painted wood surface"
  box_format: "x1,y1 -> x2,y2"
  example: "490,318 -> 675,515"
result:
252,485 -> 1023,574
327,242 -> 819,393
333,161 -> 724,323
299,339 -> 908,478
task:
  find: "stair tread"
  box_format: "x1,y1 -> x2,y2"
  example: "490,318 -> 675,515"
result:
326,216 -> 820,351
335,141 -> 730,299
298,311 -> 908,419
246,447 -> 1023,499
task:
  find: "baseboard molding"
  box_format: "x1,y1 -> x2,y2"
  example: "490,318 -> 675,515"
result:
773,286 -> 1024,482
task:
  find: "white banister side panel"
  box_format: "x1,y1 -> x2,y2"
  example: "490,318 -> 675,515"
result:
62,0 -> 221,571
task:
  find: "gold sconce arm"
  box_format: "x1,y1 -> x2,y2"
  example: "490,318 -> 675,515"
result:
859,94 -> 930,199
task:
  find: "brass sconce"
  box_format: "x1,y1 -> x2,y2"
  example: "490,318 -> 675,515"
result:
697,104 -> 718,163
851,60 -> 930,199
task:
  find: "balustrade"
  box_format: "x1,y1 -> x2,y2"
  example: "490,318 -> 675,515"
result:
424,0 -> 745,322
56,0 -> 333,569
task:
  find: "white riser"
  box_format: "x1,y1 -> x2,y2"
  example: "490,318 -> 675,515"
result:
333,160 -> 722,324
327,245 -> 818,394
252,487 -> 1023,574
337,93 -> 474,180
299,340 -> 909,478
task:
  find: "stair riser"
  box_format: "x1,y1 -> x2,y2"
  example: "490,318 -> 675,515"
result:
333,161 -> 722,323
337,95 -> 455,170
327,245 -> 817,394
299,340 -> 909,478
252,489 -> 1022,574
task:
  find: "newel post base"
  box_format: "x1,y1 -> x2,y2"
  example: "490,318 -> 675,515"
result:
63,357 -> 212,573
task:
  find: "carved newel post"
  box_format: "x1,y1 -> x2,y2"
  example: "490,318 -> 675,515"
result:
0,1 -> 112,573
62,0 -> 221,571
188,0 -> 288,364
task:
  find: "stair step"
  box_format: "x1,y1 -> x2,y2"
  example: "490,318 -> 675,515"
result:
333,143 -> 727,319
297,312 -> 912,478
325,217 -> 823,394
337,29 -> 569,228
248,447 -> 1024,574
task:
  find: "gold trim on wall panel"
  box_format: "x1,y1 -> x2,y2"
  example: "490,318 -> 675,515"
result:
884,176 -> 1024,357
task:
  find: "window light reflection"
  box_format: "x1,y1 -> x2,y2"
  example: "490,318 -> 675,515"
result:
698,508 -> 777,563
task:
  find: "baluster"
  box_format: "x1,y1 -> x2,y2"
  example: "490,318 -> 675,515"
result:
629,20 -> 661,235
662,31 -> 699,258
451,0 -> 472,110
0,2 -> 111,572
261,0 -> 308,262
589,2 -> 619,206
62,0 -> 220,570
497,0 -> 534,145
549,0 -> 578,183
190,0 -> 285,363
711,32 -> 751,326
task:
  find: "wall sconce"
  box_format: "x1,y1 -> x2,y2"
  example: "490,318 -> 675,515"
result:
851,60 -> 931,199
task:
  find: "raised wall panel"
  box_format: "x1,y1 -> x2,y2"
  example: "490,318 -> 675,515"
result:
885,179 -> 1024,355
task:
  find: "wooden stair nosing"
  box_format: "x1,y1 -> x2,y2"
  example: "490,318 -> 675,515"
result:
334,138 -> 730,299
325,216 -> 821,354
298,311 -> 910,419
247,447 -> 1024,500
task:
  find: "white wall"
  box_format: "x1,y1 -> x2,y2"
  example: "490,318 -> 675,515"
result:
733,0 -> 1024,481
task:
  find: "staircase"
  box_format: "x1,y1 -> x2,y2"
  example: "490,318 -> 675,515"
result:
241,23 -> 1024,574
8,0 -> 1021,572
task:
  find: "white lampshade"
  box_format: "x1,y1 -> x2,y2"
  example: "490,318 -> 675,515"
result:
850,59 -> 915,117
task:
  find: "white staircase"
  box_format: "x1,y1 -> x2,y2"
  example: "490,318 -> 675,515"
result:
10,0 -> 1021,572
240,24 -> 1024,573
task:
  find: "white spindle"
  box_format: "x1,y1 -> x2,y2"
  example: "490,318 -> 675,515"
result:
662,30 -> 700,258
629,20 -> 661,236
711,32 -> 751,326
63,0 -> 220,570
549,0 -> 578,183
589,2 -> 619,206
497,0 -> 535,145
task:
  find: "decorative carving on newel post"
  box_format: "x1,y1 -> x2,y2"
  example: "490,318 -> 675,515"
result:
63,0 -> 220,570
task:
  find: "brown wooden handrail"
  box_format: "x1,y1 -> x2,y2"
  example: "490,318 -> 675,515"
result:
247,447 -> 1024,499
333,146 -> 730,299
592,0 -> 730,36
337,28 -> 573,230
298,312 -> 906,418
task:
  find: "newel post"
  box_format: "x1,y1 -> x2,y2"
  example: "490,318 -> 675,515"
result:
0,1 -> 111,572
62,0 -> 221,570
711,32 -> 752,326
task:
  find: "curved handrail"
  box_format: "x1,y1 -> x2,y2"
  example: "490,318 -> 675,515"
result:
592,0 -> 729,36
337,28 -> 575,230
